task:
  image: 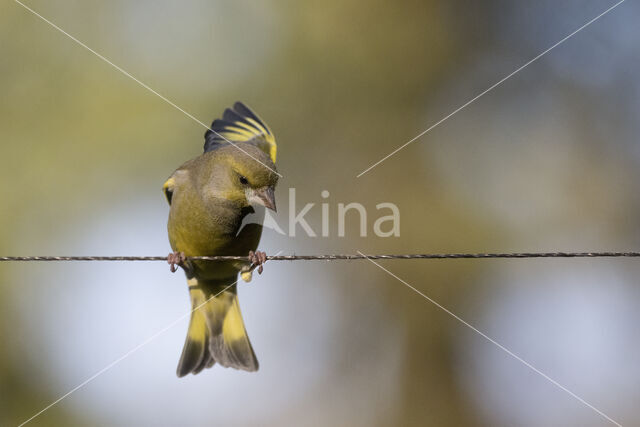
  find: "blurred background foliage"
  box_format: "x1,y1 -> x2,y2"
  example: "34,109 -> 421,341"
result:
1,0 -> 639,425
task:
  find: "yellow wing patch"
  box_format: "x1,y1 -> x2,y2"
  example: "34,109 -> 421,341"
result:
162,177 -> 175,205
204,102 -> 277,164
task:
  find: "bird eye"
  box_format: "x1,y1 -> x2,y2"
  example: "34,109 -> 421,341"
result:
239,175 -> 249,185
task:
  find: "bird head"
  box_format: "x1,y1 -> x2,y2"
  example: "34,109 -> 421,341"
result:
204,145 -> 279,212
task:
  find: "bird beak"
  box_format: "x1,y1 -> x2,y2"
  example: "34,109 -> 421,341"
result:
255,187 -> 277,212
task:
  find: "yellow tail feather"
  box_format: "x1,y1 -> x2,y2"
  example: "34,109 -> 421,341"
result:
176,279 -> 258,377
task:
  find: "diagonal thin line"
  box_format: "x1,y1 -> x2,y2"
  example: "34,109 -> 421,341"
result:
12,0 -> 282,178
356,250 -> 622,427
17,281 -> 235,427
18,250 -> 282,426
356,0 -> 626,178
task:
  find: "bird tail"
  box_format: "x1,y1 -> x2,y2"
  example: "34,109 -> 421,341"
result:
176,279 -> 258,377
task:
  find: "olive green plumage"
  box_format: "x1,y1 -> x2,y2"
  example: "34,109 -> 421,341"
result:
164,102 -> 278,377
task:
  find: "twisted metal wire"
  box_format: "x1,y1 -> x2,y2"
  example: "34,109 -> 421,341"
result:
1,252 -> 640,262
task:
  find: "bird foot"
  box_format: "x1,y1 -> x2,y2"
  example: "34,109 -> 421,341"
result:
248,250 -> 267,274
167,251 -> 186,273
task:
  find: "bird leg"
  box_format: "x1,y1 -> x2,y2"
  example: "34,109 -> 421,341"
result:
248,250 -> 268,274
167,251 -> 187,273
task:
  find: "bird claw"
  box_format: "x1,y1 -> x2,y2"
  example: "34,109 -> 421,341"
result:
248,250 -> 267,274
167,251 -> 186,273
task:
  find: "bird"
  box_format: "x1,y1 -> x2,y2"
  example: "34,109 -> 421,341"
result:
163,102 -> 278,377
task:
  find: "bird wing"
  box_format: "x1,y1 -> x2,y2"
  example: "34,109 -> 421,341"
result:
204,102 -> 277,164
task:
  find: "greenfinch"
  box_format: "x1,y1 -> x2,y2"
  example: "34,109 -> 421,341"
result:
163,102 -> 278,376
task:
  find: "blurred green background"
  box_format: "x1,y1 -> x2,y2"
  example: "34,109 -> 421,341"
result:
1,0 -> 639,425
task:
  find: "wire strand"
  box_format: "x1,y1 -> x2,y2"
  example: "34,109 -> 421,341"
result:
1,252 -> 640,262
